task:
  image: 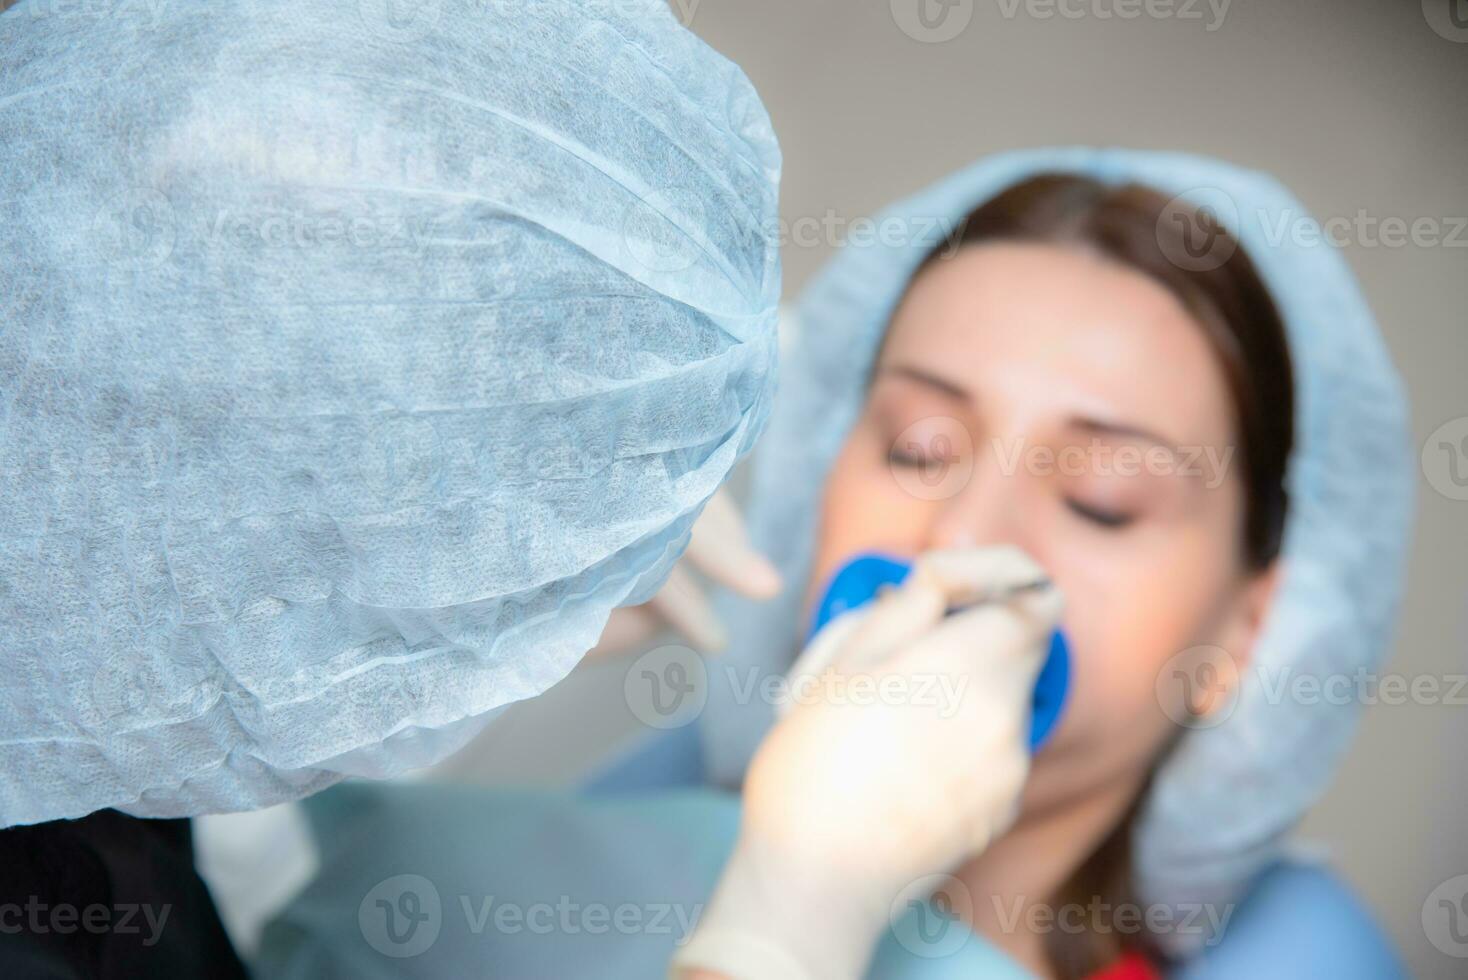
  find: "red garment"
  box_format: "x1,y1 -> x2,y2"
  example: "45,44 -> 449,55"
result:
1087,949 -> 1161,980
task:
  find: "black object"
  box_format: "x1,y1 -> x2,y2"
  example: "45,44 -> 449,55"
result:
0,809 -> 248,979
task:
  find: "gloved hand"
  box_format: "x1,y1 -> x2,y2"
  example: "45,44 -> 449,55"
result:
592,489 -> 783,656
670,547 -> 1064,980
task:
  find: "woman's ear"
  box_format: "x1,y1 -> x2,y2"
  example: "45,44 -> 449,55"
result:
1166,564 -> 1282,727
1216,560 -> 1283,672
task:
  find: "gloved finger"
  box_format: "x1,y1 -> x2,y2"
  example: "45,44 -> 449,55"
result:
910,545 -> 1052,606
684,489 -> 783,600
782,571 -> 949,710
829,573 -> 949,673
894,581 -> 1064,700
649,564 -> 728,653
835,545 -> 1048,674
777,606 -> 869,718
791,545 -> 1060,690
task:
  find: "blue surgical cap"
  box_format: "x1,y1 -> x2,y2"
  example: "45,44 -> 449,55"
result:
700,148 -> 1413,953
0,0 -> 781,825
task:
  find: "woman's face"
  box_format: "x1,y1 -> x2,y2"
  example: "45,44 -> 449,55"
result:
807,241 -> 1279,813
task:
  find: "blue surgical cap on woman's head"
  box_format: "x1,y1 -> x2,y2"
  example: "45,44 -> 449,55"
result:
0,0 -> 781,826
700,148 -> 1413,954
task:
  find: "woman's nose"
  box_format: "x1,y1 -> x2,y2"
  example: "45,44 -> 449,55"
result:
925,454 -> 1031,553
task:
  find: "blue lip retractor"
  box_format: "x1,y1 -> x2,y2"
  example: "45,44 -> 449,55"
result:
806,553 -> 1070,751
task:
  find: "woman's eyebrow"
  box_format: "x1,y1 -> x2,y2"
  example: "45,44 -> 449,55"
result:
877,368 -> 1188,458
1068,416 -> 1181,456
875,363 -> 970,400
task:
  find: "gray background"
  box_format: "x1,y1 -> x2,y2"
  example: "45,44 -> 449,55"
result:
444,2 -> 1467,977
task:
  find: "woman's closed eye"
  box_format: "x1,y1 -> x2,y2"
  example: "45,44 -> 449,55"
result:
888,440 -> 950,468
885,424 -> 970,470
1064,497 -> 1135,529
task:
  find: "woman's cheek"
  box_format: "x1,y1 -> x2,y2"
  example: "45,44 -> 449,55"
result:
810,432 -> 935,588
1051,537 -> 1222,763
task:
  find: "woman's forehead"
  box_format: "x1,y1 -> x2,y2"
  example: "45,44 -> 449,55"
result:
879,242 -> 1236,446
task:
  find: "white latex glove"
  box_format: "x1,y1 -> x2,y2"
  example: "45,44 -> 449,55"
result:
591,489 -> 782,657
671,546 -> 1064,980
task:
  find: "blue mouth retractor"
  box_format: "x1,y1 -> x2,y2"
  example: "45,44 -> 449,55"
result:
806,553 -> 1070,751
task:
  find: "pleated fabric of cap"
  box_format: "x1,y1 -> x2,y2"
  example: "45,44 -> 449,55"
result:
0,0 -> 781,825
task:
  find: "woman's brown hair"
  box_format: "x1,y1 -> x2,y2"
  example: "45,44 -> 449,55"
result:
910,174 -> 1295,974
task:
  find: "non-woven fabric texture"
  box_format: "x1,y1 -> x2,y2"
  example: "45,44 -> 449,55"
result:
698,148 -> 1413,954
0,0 -> 781,826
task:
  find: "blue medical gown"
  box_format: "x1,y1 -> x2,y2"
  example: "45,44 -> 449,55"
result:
255,782 -> 1030,979
256,729 -> 1405,978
